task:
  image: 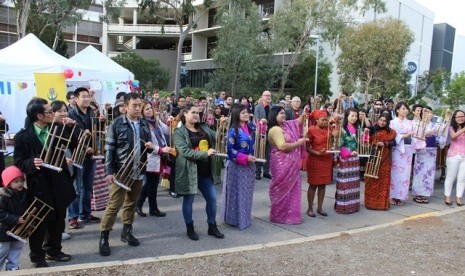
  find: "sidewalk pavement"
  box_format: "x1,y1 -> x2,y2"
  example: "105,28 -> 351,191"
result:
17,170 -> 457,272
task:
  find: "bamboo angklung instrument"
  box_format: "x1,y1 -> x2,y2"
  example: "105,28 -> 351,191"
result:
91,116 -> 106,159
327,117 -> 342,153
113,139 -> 150,191
71,129 -> 92,169
357,127 -> 371,158
413,108 -> 433,140
39,119 -> 76,172
214,117 -> 229,158
364,141 -> 384,179
0,123 -> 6,153
7,197 -> 54,243
252,119 -> 267,163
434,109 -> 452,137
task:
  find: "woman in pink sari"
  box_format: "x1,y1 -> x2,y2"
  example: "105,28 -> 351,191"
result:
267,106 -> 307,224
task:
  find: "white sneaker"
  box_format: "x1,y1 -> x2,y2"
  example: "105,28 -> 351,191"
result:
62,232 -> 71,240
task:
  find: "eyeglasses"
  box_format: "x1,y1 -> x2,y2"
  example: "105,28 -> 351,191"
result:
43,110 -> 53,114
455,116 -> 465,118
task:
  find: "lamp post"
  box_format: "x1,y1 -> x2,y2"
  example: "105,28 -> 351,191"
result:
310,34 -> 320,99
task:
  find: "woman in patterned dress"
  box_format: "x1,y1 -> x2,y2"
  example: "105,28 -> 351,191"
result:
411,106 -> 437,204
364,114 -> 396,210
390,102 -> 414,206
335,108 -> 361,214
268,106 -> 307,224
221,104 -> 256,230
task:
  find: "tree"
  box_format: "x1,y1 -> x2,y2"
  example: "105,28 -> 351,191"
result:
112,51 -> 170,90
398,69 -> 451,105
208,0 -> 276,98
270,0 -> 387,94
444,72 -> 465,109
14,0 -> 31,38
337,18 -> 414,107
140,0 -> 214,98
287,54 -> 332,101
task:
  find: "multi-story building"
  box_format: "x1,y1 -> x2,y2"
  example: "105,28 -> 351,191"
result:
0,0 -> 103,57
0,0 -> 444,95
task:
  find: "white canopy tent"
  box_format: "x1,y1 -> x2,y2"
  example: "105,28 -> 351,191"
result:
70,45 -> 134,105
0,33 -> 99,133
0,33 -> 99,81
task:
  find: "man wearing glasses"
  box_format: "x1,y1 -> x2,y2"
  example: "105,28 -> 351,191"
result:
14,98 -> 75,267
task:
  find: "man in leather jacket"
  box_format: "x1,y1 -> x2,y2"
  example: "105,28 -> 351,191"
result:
98,93 -> 154,256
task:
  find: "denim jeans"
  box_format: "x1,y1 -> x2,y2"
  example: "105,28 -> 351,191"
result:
67,158 -> 96,220
182,176 -> 217,225
0,241 -> 23,270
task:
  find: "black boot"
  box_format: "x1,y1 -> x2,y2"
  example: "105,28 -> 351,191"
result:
186,223 -> 199,240
149,197 -> 166,217
149,207 -> 166,217
136,206 -> 147,217
208,224 -> 225,239
99,231 -> 111,256
121,224 -> 140,246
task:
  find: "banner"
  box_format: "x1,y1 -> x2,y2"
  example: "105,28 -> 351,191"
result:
0,80 -> 36,134
34,73 -> 67,103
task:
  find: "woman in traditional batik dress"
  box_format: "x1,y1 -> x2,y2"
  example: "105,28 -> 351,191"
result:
390,102 -> 414,206
335,108 -> 361,214
221,104 -> 256,230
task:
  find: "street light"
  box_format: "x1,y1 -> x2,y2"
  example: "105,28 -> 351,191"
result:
310,34 -> 320,99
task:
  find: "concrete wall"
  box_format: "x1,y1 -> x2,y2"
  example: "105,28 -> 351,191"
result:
135,49 -> 177,90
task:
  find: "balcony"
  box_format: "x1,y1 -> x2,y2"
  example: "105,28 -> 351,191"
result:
107,24 -> 187,37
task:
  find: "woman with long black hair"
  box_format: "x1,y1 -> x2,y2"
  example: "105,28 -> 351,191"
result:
221,104 -> 256,230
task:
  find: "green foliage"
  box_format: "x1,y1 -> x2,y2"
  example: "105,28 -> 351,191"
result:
337,17 -> 414,104
209,0 -> 277,98
111,52 -> 170,90
191,88 -> 203,99
139,0 -> 214,97
100,0 -> 125,23
444,72 -> 465,109
270,0 -> 387,94
287,54 -> 333,100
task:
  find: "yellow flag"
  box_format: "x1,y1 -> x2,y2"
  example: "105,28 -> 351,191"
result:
34,73 -> 67,102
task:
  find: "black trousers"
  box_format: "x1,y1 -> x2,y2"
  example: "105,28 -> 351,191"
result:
137,172 -> 161,211
29,206 -> 66,262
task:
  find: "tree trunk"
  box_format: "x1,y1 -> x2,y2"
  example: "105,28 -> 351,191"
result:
52,24 -> 62,51
174,28 -> 189,99
16,0 -> 31,39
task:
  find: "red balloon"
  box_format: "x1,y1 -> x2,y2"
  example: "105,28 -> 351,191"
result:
63,69 -> 74,79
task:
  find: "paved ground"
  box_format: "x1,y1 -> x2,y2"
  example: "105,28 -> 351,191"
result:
12,169 -> 464,275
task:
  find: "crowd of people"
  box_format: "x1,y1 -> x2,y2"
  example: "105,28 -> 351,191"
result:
0,87 -> 462,271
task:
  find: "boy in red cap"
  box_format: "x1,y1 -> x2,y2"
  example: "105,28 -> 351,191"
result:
0,165 -> 27,271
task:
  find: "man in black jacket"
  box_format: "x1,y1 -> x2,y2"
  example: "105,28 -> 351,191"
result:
99,93 -> 154,256
67,87 -> 103,229
14,98 -> 75,268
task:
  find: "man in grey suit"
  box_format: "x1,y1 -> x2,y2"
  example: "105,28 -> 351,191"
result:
284,96 -> 302,120
254,90 -> 272,180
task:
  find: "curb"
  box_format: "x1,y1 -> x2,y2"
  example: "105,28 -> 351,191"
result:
11,207 -> 464,275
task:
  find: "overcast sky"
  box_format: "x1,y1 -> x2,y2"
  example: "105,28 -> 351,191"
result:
416,0 -> 465,36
